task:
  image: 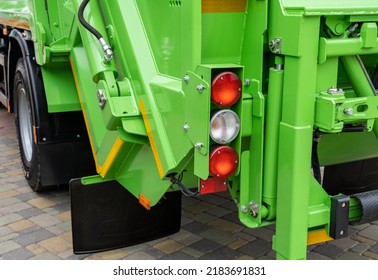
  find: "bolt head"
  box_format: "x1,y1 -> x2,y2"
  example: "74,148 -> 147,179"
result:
196,84 -> 205,93
194,142 -> 203,150
344,108 -> 354,116
183,123 -> 189,132
328,87 -> 344,95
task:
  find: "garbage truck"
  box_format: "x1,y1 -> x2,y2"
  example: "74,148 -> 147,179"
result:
1,0 -> 378,260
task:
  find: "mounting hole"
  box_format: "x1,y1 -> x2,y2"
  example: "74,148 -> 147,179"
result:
357,104 -> 368,113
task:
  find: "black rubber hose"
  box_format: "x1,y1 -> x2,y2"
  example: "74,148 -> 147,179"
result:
78,0 -> 102,40
169,174 -> 199,197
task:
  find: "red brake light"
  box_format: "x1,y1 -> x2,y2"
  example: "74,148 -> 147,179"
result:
209,146 -> 238,178
211,72 -> 242,107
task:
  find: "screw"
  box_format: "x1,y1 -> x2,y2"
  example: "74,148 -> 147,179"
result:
244,79 -> 251,86
340,230 -> 344,236
97,89 -> 107,109
344,108 -> 354,116
241,205 -> 248,213
183,75 -> 189,84
195,142 -> 203,150
250,210 -> 258,218
328,86 -> 344,95
269,38 -> 282,54
183,123 -> 189,132
196,84 -> 205,93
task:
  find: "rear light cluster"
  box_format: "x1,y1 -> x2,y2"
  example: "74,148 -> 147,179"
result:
208,71 -> 241,180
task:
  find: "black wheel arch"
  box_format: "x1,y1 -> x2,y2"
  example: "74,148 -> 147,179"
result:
7,29 -> 49,135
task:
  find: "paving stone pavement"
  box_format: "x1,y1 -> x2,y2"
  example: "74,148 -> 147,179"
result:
1,106 -> 378,260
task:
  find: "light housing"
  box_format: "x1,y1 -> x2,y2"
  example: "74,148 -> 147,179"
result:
210,109 -> 240,144
211,71 -> 242,107
209,146 -> 238,178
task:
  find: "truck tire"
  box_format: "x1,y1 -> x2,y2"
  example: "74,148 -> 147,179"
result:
14,57 -> 42,191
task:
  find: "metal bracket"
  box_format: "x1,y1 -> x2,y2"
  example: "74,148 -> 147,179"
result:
315,90 -> 378,133
337,96 -> 378,131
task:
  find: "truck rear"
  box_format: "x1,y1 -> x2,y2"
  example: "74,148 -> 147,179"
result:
1,0 -> 378,259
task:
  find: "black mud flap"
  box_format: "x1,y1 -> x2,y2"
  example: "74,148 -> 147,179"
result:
70,179 -> 181,254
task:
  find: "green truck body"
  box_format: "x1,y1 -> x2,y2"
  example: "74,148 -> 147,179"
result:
1,0 -> 378,259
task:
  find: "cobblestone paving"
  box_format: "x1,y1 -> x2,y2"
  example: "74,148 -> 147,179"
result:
1,106 -> 378,260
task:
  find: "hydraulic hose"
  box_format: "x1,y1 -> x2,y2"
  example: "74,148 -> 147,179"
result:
78,0 -> 113,63
78,0 -> 102,40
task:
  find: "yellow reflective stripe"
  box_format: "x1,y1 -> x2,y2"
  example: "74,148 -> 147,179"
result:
307,229 -> 333,245
202,0 -> 247,13
139,99 -> 165,178
99,137 -> 123,177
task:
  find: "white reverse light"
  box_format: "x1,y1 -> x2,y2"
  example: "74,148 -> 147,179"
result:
210,110 -> 240,144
